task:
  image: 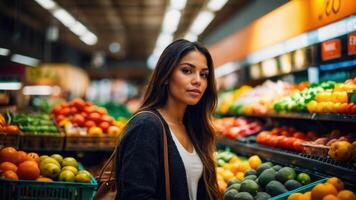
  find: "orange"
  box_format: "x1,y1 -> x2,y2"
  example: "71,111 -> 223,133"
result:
0,162 -> 17,172
237,161 -> 250,172
312,183 -> 338,200
221,170 -> 234,182
230,162 -> 240,174
217,180 -> 227,193
2,170 -> 19,180
304,191 -> 312,200
337,190 -> 356,200
326,177 -> 344,191
17,151 -> 29,164
36,177 -> 53,182
323,194 -> 340,200
288,193 -> 304,200
235,172 -> 244,181
0,147 -> 18,164
17,160 -> 40,180
27,152 -> 40,164
248,155 -> 262,169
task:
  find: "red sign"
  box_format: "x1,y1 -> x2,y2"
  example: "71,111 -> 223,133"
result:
348,32 -> 356,55
321,39 -> 341,61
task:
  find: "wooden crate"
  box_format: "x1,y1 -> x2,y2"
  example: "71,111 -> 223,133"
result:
20,133 -> 65,151
65,135 -> 118,151
0,132 -> 20,149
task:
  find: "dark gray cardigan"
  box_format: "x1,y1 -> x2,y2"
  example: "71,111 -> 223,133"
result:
115,110 -> 208,200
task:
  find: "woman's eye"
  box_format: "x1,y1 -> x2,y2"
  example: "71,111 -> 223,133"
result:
182,68 -> 192,74
200,72 -> 209,78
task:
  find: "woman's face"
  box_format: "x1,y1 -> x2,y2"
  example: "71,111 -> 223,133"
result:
167,50 -> 209,106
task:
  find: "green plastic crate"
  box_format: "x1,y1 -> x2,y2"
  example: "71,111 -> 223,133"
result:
0,164 -> 97,200
270,178 -> 328,200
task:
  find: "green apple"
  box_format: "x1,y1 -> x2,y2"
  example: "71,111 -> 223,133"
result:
50,154 -> 63,164
59,170 -> 75,182
62,166 -> 78,175
62,157 -> 78,168
41,157 -> 61,168
75,172 -> 91,183
40,163 -> 61,179
39,155 -> 49,163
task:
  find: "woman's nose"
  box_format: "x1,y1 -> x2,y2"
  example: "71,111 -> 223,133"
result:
191,73 -> 201,85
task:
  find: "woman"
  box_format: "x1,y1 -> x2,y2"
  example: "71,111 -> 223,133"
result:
116,39 -> 221,200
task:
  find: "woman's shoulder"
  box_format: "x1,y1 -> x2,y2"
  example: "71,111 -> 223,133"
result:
128,110 -> 162,127
123,110 -> 163,137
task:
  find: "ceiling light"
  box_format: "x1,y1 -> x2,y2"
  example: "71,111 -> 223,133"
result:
23,85 -> 55,96
80,32 -> 97,45
52,8 -> 76,27
207,0 -> 229,12
162,9 -> 182,34
109,42 -> 121,53
0,82 -> 22,90
34,0 -> 57,10
170,0 -> 187,10
156,33 -> 173,48
11,54 -> 40,66
69,22 -> 88,36
190,11 -> 215,35
184,32 -> 198,42
215,62 -> 241,78
0,48 -> 10,56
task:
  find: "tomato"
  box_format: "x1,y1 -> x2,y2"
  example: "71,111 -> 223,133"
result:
99,121 -> 110,133
293,131 -> 306,140
60,107 -> 71,116
72,98 -> 86,110
101,115 -> 114,125
293,139 -> 304,152
307,131 -> 318,140
88,112 -> 101,123
84,120 -> 96,128
72,114 -> 85,126
70,107 -> 78,115
51,107 -> 61,115
286,137 -> 297,150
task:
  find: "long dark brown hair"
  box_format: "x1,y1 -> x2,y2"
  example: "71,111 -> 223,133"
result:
139,39 -> 221,200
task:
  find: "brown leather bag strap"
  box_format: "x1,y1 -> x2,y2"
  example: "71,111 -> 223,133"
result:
148,111 -> 171,200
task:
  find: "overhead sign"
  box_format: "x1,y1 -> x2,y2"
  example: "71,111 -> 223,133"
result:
348,32 -> 356,55
321,39 -> 341,61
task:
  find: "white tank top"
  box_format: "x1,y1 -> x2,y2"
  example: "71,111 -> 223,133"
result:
169,128 -> 203,200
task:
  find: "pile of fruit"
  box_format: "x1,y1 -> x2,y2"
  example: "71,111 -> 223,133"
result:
217,85 -> 252,114
213,117 -> 262,140
307,78 -> 356,114
0,146 -> 91,183
302,130 -> 355,162
256,126 -> 313,152
273,81 -> 335,113
0,113 -> 20,135
52,98 -> 124,137
11,112 -> 59,135
287,177 -> 356,200
216,150 -> 315,200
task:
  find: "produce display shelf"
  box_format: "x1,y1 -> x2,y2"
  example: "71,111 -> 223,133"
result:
223,113 -> 356,123
0,163 -> 98,200
217,137 -> 356,184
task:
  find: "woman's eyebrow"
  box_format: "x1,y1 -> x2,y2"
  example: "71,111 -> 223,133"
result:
179,62 -> 208,71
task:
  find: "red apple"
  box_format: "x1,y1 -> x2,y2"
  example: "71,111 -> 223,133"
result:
99,121 -> 110,133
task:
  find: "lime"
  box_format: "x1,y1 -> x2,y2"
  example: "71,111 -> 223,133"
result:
296,173 -> 311,185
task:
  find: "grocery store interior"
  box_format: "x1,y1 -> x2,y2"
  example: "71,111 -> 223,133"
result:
0,0 -> 355,199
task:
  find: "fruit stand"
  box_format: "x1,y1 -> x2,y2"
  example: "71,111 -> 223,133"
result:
215,78 -> 356,200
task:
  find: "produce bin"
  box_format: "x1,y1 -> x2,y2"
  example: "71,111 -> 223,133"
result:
20,133 -> 65,151
65,135 -> 118,151
0,132 -> 20,149
0,164 -> 98,200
